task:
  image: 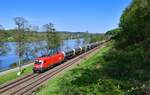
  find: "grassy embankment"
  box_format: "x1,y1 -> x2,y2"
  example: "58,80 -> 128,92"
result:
36,40 -> 150,95
0,65 -> 33,85
36,43 -> 112,95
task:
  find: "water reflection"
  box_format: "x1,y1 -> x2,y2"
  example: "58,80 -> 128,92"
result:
0,39 -> 84,72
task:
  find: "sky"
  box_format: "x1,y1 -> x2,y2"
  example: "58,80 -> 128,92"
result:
0,0 -> 131,33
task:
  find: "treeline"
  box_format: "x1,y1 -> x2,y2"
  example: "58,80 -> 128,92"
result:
0,29 -> 103,42
0,26 -> 105,42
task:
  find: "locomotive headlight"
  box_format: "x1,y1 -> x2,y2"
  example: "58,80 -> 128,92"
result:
39,60 -> 43,64
39,60 -> 43,68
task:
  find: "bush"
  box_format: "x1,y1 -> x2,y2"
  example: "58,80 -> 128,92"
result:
101,46 -> 150,95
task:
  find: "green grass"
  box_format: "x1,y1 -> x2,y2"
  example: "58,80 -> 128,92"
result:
2,42 -> 148,95
36,44 -> 111,95
0,65 -> 33,85
36,42 -> 150,95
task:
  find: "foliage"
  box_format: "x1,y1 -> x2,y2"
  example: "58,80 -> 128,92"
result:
89,33 -> 106,43
104,0 -> 150,94
0,28 -> 105,42
14,17 -> 29,73
102,45 -> 150,95
117,0 -> 150,50
43,22 -> 62,55
105,28 -> 121,40
0,42 -> 9,55
83,31 -> 90,45
0,27 -> 10,55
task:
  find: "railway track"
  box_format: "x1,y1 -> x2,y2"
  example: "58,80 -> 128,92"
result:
0,73 -> 38,93
0,43 -> 105,95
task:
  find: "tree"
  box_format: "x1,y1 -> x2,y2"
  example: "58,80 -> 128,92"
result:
27,25 -> 40,41
0,41 -> 9,55
117,0 -> 150,50
43,22 -> 62,55
14,17 -> 28,75
105,28 -> 121,39
83,31 -> 90,45
76,34 -> 81,47
0,24 -> 9,55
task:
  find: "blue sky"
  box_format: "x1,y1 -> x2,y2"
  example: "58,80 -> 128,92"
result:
0,0 -> 131,33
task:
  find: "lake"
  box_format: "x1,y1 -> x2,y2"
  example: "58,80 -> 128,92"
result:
0,39 -> 84,72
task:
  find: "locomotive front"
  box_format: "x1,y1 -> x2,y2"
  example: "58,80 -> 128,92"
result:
33,59 -> 45,73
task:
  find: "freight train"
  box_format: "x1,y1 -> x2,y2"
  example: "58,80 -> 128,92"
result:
33,40 -> 106,73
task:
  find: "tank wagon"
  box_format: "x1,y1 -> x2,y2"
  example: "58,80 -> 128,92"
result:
33,41 -> 106,73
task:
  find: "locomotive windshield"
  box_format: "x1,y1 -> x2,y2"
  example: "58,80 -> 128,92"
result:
35,60 -> 43,64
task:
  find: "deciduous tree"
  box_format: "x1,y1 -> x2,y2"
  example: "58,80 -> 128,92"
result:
14,17 -> 28,75
43,22 -> 62,55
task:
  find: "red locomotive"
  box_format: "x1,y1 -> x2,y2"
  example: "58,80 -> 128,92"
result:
33,41 -> 106,73
33,52 -> 65,73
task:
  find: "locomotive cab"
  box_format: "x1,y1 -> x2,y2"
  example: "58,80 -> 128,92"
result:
33,60 -> 44,73
33,52 -> 65,73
